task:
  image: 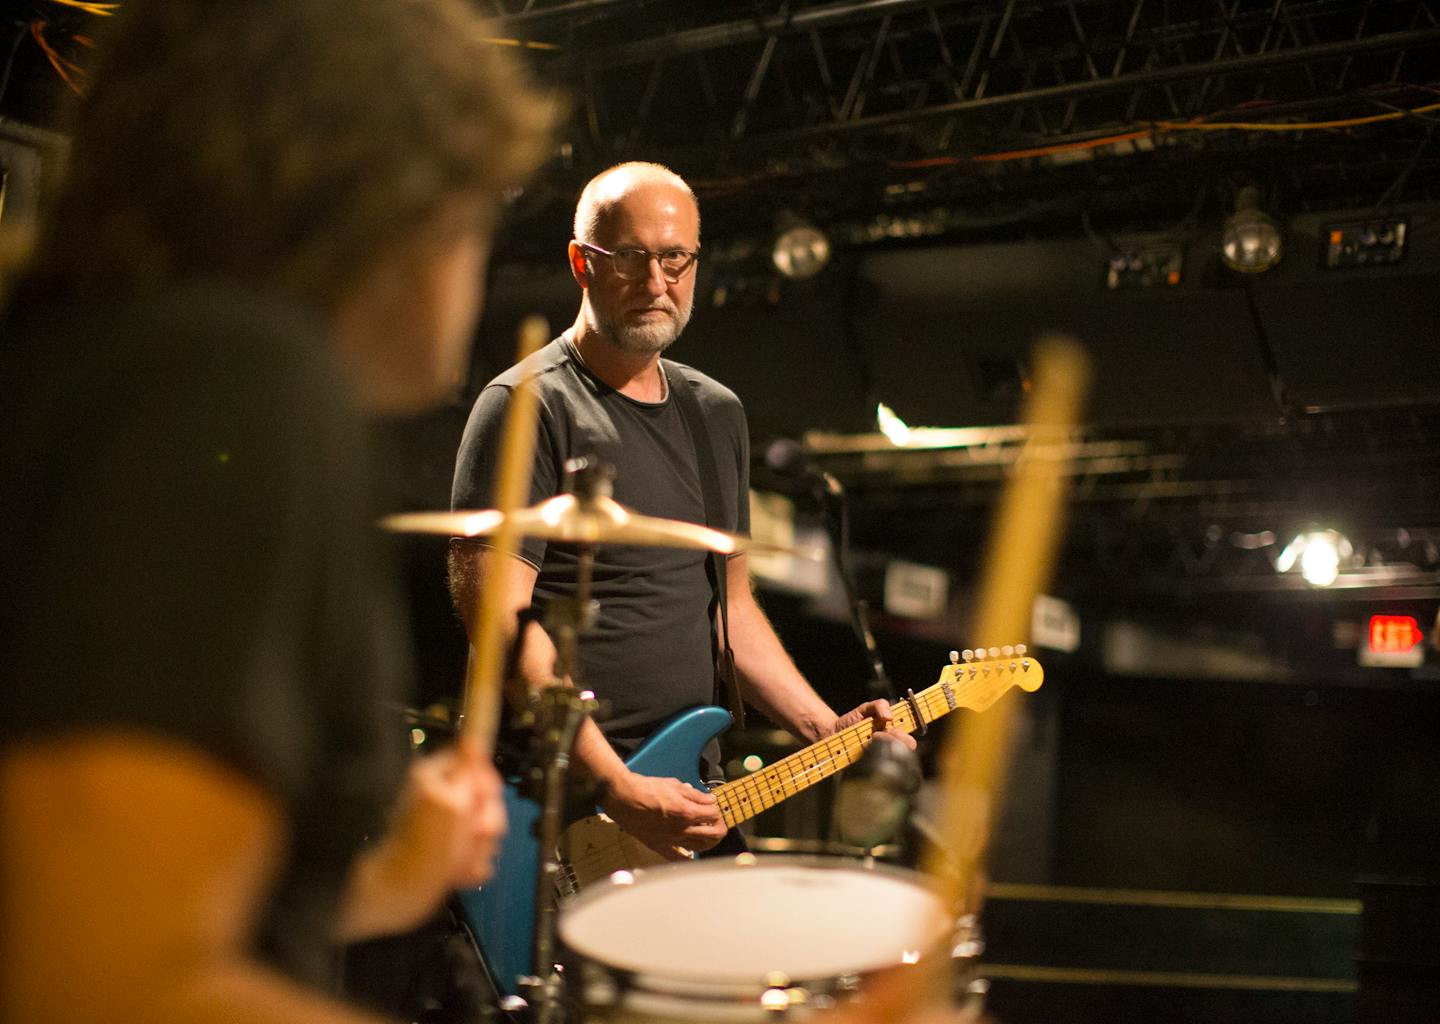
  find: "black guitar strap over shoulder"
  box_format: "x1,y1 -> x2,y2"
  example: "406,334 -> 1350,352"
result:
662,360 -> 745,729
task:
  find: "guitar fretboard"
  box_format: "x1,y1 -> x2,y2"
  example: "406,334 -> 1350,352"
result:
712,651 -> 1042,828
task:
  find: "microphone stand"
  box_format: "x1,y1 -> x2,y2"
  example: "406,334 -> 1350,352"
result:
813,473 -> 895,703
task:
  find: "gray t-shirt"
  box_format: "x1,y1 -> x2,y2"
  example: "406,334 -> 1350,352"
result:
452,335 -> 749,754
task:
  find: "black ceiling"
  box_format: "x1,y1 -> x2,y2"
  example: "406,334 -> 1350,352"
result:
485,0 -> 1440,258
9,1 -> 1440,251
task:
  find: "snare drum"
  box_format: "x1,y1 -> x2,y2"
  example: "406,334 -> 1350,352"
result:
559,854 -> 949,1021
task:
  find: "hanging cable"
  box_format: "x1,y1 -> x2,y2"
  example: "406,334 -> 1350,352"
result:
0,19 -> 27,111
30,20 -> 90,97
888,97 -> 1440,170
1153,101 -> 1440,133
1241,276 -> 1295,421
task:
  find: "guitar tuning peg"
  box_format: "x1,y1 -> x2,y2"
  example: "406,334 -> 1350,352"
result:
961,649 -> 974,662
1002,645 -> 1014,658
987,647 -> 1000,659
1016,644 -> 1027,656
949,650 -> 960,664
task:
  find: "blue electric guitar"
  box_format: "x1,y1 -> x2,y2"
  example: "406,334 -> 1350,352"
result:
456,647 -> 1044,998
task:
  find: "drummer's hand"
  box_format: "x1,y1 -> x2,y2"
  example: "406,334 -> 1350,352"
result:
337,740 -> 507,940
832,700 -> 917,750
399,739 -> 508,890
600,770 -> 728,859
818,964 -> 988,1024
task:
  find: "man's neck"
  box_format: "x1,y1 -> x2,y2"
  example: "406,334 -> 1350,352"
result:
570,316 -> 667,402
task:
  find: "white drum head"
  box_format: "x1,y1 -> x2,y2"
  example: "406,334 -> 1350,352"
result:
559,855 -> 947,987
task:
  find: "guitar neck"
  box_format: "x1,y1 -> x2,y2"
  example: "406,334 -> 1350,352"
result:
712,648 -> 1043,829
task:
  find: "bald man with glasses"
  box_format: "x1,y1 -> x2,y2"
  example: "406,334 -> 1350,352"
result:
448,162 -> 911,859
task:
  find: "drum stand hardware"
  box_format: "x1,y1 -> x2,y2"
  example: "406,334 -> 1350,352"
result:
516,682 -> 596,1024
519,461 -> 610,1024
948,912 -> 989,1022
389,457 -> 816,1021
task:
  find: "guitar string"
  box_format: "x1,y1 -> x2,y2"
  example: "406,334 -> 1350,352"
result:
714,663 -> 1028,822
566,661 -> 1034,874
722,677 -> 958,806
715,672 -> 959,820
717,682 -> 941,819
566,683 -> 940,876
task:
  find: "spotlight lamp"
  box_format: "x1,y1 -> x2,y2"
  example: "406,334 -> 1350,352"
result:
771,214 -> 831,280
1274,528 -> 1352,588
1220,186 -> 1283,274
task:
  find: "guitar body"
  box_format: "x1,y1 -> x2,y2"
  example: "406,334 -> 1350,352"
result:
620,704 -> 732,787
456,705 -> 732,999
453,783 -> 541,1002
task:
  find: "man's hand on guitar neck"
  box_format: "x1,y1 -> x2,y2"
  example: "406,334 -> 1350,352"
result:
598,769 -> 729,860
830,699 -> 918,750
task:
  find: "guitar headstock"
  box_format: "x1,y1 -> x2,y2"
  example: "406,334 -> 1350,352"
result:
936,644 -> 1045,711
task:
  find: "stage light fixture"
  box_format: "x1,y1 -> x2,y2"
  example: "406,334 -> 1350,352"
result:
1220,186 -> 1283,274
1275,529 -> 1352,587
771,214 -> 831,280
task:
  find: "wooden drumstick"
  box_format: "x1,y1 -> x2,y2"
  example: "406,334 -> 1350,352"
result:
461,315 -> 549,755
919,335 -> 1089,994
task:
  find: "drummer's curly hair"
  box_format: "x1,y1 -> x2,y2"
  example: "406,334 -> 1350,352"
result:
25,0 -> 555,313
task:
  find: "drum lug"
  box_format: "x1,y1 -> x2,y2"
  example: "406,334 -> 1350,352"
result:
580,962 -> 620,1009
950,913 -> 990,1020
497,993 -> 529,1015
950,912 -> 986,961
760,983 -> 812,1014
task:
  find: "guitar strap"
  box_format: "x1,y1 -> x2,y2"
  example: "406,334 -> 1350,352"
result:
662,360 -> 745,730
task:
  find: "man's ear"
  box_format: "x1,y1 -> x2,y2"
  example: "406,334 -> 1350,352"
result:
567,241 -> 590,286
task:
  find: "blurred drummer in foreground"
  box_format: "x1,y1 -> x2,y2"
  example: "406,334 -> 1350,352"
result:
0,1 -> 553,1021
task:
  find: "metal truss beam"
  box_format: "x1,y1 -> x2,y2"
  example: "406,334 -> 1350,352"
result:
538,1 -> 1440,169
747,25 -> 1440,147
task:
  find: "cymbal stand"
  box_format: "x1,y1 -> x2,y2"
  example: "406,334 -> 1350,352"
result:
520,463 -> 607,1024
518,673 -> 594,1024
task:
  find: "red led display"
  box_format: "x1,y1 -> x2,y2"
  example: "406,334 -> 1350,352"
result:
1368,615 -> 1423,655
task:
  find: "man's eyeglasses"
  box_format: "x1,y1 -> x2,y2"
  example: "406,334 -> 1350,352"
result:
579,243 -> 699,283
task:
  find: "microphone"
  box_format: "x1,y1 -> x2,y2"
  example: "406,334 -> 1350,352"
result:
835,738 -> 921,850
764,438 -> 842,498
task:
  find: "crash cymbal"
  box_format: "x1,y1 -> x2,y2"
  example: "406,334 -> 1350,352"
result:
382,494 -> 743,553
382,508 -> 507,538
382,495 -> 818,559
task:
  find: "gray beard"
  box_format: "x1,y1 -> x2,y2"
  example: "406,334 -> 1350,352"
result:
598,305 -> 692,355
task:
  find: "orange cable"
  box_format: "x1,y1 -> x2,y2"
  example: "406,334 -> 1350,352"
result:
29,20 -> 87,96
888,97 -> 1440,170
1154,100 -> 1440,132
